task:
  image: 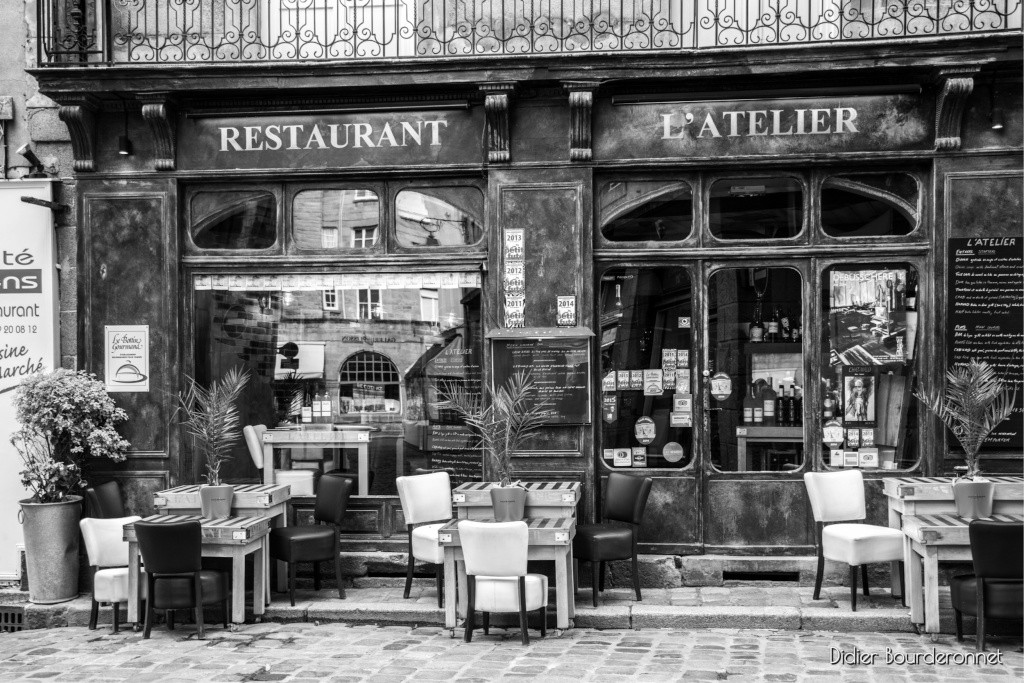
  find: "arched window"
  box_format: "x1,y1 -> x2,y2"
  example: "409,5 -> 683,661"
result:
338,352 -> 401,414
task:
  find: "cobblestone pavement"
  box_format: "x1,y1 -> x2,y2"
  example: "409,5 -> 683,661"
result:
1,622 -> 1021,682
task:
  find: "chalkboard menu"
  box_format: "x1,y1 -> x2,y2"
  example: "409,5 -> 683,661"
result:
946,237 -> 1023,449
427,424 -> 482,486
491,337 -> 591,424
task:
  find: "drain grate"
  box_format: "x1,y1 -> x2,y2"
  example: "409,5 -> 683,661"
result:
0,606 -> 25,633
723,571 -> 800,583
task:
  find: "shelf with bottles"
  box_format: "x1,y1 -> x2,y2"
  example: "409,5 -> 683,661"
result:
747,302 -> 802,345
741,377 -> 804,429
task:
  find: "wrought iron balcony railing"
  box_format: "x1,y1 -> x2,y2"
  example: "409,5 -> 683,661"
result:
39,0 -> 1023,66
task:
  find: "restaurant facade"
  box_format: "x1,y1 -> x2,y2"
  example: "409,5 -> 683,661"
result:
26,1 -> 1023,572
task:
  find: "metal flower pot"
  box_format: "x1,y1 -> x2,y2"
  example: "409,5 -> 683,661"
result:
490,485 -> 527,522
953,479 -> 995,520
199,484 -> 234,519
19,496 -> 82,604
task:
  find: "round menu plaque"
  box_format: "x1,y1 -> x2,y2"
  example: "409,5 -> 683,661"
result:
663,442 -> 685,463
634,416 -> 656,445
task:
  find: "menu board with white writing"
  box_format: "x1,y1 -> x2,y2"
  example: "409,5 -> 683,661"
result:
491,337 -> 590,424
426,425 -> 482,486
947,238 -> 1023,449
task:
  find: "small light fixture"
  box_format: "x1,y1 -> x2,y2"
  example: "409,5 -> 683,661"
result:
989,79 -> 1005,132
990,107 -> 1005,131
118,97 -> 133,155
15,143 -> 48,177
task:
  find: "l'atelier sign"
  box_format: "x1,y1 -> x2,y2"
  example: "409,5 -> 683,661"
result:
594,94 -> 931,159
178,108 -> 484,170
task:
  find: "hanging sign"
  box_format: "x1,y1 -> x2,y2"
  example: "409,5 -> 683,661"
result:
104,325 -> 150,392
709,372 -> 733,401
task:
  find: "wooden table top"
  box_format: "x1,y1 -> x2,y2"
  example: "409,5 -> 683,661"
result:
882,476 -> 1024,501
438,517 -> 575,546
901,513 -> 1023,545
154,484 -> 291,509
123,514 -> 271,544
452,481 -> 581,507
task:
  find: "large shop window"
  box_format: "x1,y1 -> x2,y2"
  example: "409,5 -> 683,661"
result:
292,189 -> 380,250
708,267 -> 804,472
396,187 -> 484,247
709,177 -> 803,240
191,190 -> 277,249
193,272 -> 483,495
599,267 -> 694,469
598,180 -> 693,241
820,264 -> 919,471
820,173 -> 919,238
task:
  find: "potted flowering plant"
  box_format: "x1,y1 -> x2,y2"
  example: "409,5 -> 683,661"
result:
10,369 -> 131,603
436,370 -> 551,521
177,367 -> 249,518
915,360 -> 1017,519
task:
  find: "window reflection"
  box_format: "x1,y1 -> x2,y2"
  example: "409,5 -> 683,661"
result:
191,190 -> 277,249
293,189 -> 380,250
599,180 -> 693,241
709,177 -> 803,240
821,174 -> 918,237
395,188 -> 483,247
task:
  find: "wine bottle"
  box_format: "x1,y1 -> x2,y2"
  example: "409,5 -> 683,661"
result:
749,302 -> 764,343
752,382 -> 764,424
301,388 -> 313,423
775,383 -> 787,427
766,306 -> 780,343
791,315 -> 801,343
762,378 -> 777,426
743,385 -> 756,424
822,380 -> 836,419
780,309 -> 791,341
794,385 -> 803,426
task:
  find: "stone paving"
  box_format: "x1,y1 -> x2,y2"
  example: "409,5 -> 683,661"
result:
0,621 -> 1021,682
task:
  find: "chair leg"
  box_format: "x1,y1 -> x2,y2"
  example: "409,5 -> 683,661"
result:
143,576 -> 155,639
194,573 -> 205,641
404,530 -> 415,600
861,564 -> 870,596
112,603 -> 120,633
168,610 -> 175,630
289,561 -> 296,607
632,552 -> 642,602
464,576 -> 475,643
223,595 -> 230,630
435,565 -> 443,609
813,552 -> 824,601
540,601 -> 547,638
313,560 -> 321,592
89,598 -> 98,630
590,562 -> 599,608
518,576 -> 529,646
335,536 -> 346,600
976,578 -> 986,652
849,566 -> 858,612
599,561 -> 605,591
482,611 -> 489,636
954,608 -> 964,642
897,561 -> 906,607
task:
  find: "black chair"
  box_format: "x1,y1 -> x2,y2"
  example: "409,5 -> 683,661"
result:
573,472 -> 653,607
84,480 -> 125,518
950,520 -> 1023,651
270,472 -> 352,606
135,520 -> 230,640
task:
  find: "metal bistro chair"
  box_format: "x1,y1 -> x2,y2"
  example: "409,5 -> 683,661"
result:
135,520 -> 230,640
79,516 -> 142,632
395,471 -> 452,608
804,470 -> 905,611
460,520 -> 548,645
950,519 -> 1024,651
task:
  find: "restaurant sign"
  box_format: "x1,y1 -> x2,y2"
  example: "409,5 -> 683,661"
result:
178,108 -> 485,170
594,93 -> 931,159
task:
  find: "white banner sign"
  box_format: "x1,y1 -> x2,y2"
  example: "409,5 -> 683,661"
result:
104,325 -> 150,392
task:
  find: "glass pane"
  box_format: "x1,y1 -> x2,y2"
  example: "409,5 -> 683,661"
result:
599,180 -> 693,241
194,276 -> 483,495
821,173 -> 918,237
821,265 -> 919,471
191,190 -> 276,249
293,189 -> 380,250
396,187 -> 484,247
708,267 -> 805,472
599,267 -> 694,469
709,177 -> 803,240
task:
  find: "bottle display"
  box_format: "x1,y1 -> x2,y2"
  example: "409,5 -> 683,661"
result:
743,385 -> 757,424
766,306 -> 780,343
762,378 -> 777,426
752,381 -> 764,424
780,309 -> 791,340
749,302 -> 764,343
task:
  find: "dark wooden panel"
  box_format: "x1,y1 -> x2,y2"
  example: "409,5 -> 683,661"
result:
511,100 -> 570,163
704,478 -> 812,549
947,172 -> 1024,239
89,471 -> 169,517
293,504 -> 381,535
637,475 -> 700,548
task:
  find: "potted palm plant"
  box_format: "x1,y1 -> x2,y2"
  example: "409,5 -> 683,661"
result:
10,369 -> 131,604
915,360 -> 1017,519
437,370 -> 551,521
177,367 -> 250,518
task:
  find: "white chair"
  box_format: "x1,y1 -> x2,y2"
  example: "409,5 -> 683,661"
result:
804,470 -> 905,611
459,520 -> 548,645
395,471 -> 452,607
244,424 -> 315,496
80,515 -> 143,632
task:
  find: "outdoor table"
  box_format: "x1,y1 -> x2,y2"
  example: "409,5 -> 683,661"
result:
902,512 -> 1024,633
153,483 -> 291,599
452,481 -> 581,519
883,476 -> 1024,596
262,426 -> 373,495
123,514 -> 270,626
439,516 -> 576,632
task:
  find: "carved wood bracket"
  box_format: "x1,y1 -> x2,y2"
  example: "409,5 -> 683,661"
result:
140,96 -> 177,171
57,96 -> 99,172
934,68 -> 978,151
480,83 -> 515,163
564,81 -> 600,162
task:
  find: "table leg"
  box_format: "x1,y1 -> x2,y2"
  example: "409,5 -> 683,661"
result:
737,437 -> 748,471
567,545 -> 576,619
232,549 -> 246,624
127,541 -> 140,625
456,559 -> 468,621
555,548 -> 570,629
262,536 -> 271,606
273,508 -> 288,594
444,549 -> 457,629
253,542 -> 265,618
358,445 -> 368,496
906,536 -> 923,625
888,505 -> 902,596
263,444 -> 275,485
923,547 -> 940,633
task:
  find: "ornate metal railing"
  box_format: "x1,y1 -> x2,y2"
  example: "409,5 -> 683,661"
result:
39,0 -> 1022,65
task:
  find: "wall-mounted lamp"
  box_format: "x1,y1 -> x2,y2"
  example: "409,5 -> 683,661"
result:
15,143 -> 49,178
118,97 -> 133,155
989,79 -> 1005,132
